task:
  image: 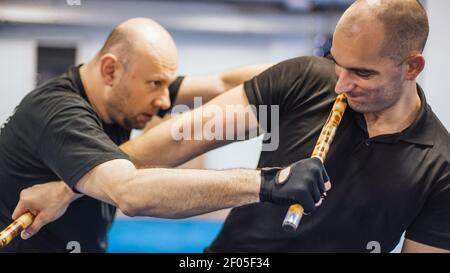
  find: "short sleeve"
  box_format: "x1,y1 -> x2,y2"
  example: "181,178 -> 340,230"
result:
405,173 -> 450,250
244,57 -> 308,109
37,99 -> 129,189
243,56 -> 336,133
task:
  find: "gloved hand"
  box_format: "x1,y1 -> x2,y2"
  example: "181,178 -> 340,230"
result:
259,157 -> 331,213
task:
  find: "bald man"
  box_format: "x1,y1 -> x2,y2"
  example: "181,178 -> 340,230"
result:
0,18 -> 329,252
203,0 -> 450,253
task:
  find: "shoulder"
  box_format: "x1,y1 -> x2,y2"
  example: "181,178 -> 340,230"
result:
249,55 -> 336,91
428,107 -> 450,158
264,56 -> 337,95
21,80 -> 95,119
243,55 -> 337,110
424,111 -> 450,187
270,56 -> 335,77
12,79 -> 100,139
432,120 -> 450,169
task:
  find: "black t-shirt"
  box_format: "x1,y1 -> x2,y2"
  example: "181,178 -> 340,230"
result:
0,66 -> 183,252
207,56 -> 450,252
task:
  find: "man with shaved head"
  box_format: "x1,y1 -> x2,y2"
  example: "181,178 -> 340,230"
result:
204,0 -> 450,253
0,18 -> 326,252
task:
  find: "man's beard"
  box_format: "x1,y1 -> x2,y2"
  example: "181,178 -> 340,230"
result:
106,85 -> 139,130
122,116 -> 145,130
347,88 -> 398,114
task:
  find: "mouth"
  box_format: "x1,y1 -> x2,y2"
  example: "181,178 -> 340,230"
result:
345,91 -> 362,98
139,113 -> 154,123
345,93 -> 366,101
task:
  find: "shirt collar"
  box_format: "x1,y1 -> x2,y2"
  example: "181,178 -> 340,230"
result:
69,64 -> 89,103
398,84 -> 435,146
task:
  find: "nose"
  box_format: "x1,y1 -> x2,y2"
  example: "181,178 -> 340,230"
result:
335,67 -> 355,95
153,87 -> 171,110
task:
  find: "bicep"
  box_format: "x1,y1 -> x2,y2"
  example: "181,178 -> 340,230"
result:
190,83 -> 260,140
75,159 -> 136,207
402,239 -> 450,253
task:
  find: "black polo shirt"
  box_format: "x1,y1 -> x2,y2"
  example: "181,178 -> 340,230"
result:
207,56 -> 450,252
0,65 -> 183,252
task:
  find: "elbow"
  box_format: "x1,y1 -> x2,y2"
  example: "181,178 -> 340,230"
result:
115,183 -> 140,217
118,198 -> 138,217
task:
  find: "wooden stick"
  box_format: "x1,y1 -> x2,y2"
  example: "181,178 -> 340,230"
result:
282,94 -> 347,232
0,212 -> 35,247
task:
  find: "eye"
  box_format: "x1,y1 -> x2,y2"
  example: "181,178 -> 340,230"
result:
149,81 -> 162,88
354,71 -> 374,78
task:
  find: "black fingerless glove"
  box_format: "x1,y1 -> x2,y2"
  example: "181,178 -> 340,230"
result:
259,157 -> 329,213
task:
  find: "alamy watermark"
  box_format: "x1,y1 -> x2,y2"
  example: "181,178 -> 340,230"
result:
169,97 -> 280,151
66,0 -> 81,6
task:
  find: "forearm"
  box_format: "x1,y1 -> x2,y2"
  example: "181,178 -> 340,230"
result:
75,159 -> 260,218
123,168 -> 261,218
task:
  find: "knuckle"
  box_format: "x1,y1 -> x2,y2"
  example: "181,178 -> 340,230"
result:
19,190 -> 27,199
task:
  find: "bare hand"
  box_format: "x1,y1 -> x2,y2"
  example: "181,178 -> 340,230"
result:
12,181 -> 81,240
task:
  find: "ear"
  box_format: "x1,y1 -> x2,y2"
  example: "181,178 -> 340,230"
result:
99,54 -> 118,86
404,54 -> 425,81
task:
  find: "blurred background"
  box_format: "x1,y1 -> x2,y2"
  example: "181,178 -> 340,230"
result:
0,0 -> 448,253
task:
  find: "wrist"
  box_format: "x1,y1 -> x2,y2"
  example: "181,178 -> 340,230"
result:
59,182 -> 82,202
259,167 -> 282,202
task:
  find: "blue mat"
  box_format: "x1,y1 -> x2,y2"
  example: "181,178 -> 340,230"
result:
107,218 -> 223,253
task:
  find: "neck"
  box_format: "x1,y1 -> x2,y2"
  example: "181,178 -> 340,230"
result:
79,61 -> 112,123
364,83 -> 421,138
